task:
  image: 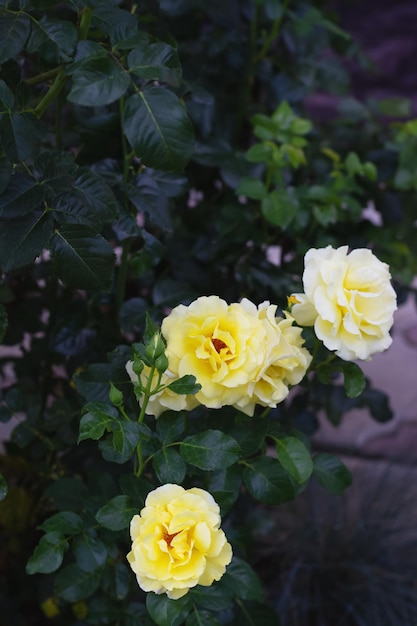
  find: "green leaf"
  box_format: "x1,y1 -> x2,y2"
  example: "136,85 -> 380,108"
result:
0,80 -> 14,110
236,177 -> 268,200
180,430 -> 240,470
156,412 -> 186,444
78,402 -> 119,443
236,600 -> 281,626
50,224 -> 115,290
102,561 -> 131,601
68,55 -> 130,106
111,421 -> 142,461
153,447 -> 186,484
204,465 -> 242,514
0,212 -> 53,273
275,436 -> 313,484
124,175 -> 172,232
128,42 -> 182,86
261,189 -> 298,229
26,532 -> 68,575
0,111 -> 45,162
229,416 -> 268,457
186,609 -> 221,626
39,511 -> 84,535
91,3 -> 138,45
0,472 -> 7,501
146,592 -> 191,626
313,453 -> 352,494
55,563 -> 101,602
29,16 -> 77,62
43,477 -> 89,512
341,362 -> 366,398
95,494 -> 136,531
0,174 -> 44,218
189,584 -> 233,611
242,456 -> 296,504
222,558 -> 264,602
73,532 -> 108,572
167,375 -> 201,395
122,87 -> 194,172
0,13 -> 30,63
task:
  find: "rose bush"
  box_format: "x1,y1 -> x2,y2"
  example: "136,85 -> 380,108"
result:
127,484 -> 233,599
291,246 -> 398,361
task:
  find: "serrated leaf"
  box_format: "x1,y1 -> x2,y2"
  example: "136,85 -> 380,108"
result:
73,532 -> 108,572
0,13 -> 30,63
153,447 -> 186,484
0,80 -> 14,110
95,494 -> 136,531
124,175 -> 172,232
30,16 -> 77,62
112,420 -> 142,459
0,111 -> 45,162
313,453 -> 352,494
146,592 -> 191,626
122,88 -> 194,172
91,3 -> 138,45
68,55 -> 130,106
128,42 -> 182,86
39,511 -> 83,535
0,212 -> 53,273
102,561 -> 131,600
156,412 -> 186,444
275,436 -> 313,484
26,532 -> 68,575
242,456 -> 296,504
167,375 -> 201,395
0,174 -> 44,218
55,563 -> 101,602
222,558 -> 264,602
261,188 -> 298,229
50,224 -> 115,290
78,403 -> 118,443
180,430 -> 240,470
236,600 -> 281,626
186,609 -> 221,626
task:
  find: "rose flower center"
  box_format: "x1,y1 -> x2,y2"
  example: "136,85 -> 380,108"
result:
212,338 -> 227,353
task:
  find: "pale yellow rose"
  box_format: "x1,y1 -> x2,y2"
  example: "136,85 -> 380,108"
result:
125,361 -> 199,418
160,296 -> 311,416
291,245 -> 397,361
127,484 -> 233,599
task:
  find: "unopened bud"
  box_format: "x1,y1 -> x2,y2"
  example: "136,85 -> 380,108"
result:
109,382 -> 123,406
155,353 -> 169,374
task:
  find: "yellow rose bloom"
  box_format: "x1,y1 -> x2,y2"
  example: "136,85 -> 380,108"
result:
127,484 -> 233,599
159,296 -> 311,416
291,245 -> 397,361
125,361 -> 199,418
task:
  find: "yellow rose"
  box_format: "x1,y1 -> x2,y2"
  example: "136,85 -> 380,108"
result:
160,296 -> 311,416
232,305 -> 312,414
125,361 -> 199,418
127,484 -> 233,599
291,245 -> 397,361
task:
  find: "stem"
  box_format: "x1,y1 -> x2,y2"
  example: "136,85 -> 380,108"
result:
25,67 -> 60,86
78,6 -> 93,40
254,0 -> 290,63
135,366 -> 162,477
34,69 -> 67,118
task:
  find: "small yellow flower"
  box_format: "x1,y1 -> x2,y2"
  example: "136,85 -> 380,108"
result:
41,597 -> 60,619
127,484 -> 233,599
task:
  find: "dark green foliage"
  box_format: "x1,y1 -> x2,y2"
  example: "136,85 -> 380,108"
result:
0,0 -> 415,624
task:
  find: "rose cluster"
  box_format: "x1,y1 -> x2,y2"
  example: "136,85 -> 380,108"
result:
127,296 -> 312,417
